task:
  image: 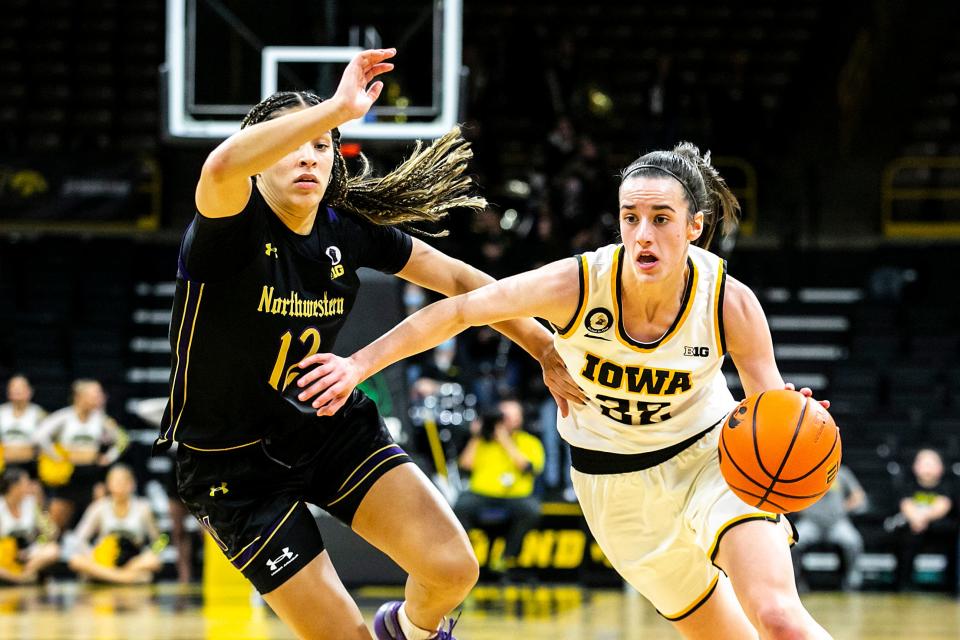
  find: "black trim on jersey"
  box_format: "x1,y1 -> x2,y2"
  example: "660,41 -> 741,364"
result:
614,249 -> 695,349
709,513 -> 782,568
658,575 -> 719,621
717,259 -> 728,356
552,254 -> 586,335
569,420 -> 720,475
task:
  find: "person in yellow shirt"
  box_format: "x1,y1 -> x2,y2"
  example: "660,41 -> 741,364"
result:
455,398 -> 544,574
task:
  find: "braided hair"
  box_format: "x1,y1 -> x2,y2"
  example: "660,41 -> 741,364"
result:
620,142 -> 740,249
242,91 -> 486,235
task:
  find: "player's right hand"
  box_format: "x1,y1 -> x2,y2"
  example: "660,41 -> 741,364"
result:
296,352 -> 363,417
332,48 -> 396,122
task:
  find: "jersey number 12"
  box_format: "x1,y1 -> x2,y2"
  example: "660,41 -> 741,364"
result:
268,327 -> 322,391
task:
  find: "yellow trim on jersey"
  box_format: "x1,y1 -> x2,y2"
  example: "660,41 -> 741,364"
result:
558,255 -> 590,339
229,535 -> 263,563
707,512 -> 779,562
172,283 -> 205,442
238,501 -> 300,572
181,439 -> 262,453
660,573 -> 720,621
166,282 -> 192,438
335,444 -> 397,493
712,259 -> 725,354
326,454 -> 408,508
611,246 -> 699,353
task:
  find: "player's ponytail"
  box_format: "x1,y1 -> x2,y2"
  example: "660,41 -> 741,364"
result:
326,126 -> 486,236
621,141 -> 740,249
243,91 -> 486,236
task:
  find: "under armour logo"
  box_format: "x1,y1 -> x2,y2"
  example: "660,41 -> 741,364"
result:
209,482 -> 229,497
265,243 -> 278,258
266,546 -> 299,575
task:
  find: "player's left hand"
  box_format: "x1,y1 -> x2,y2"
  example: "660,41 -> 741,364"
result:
296,353 -> 363,416
784,382 -> 830,410
539,343 -> 586,418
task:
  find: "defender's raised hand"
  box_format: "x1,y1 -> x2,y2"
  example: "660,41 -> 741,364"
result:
332,48 -> 396,121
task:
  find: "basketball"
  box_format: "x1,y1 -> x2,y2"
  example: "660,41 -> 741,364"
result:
718,389 -> 842,514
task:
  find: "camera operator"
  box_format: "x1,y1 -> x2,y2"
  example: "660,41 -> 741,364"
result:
454,398 -> 544,575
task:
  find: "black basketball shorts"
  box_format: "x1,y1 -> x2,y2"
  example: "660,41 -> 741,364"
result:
175,392 -> 412,593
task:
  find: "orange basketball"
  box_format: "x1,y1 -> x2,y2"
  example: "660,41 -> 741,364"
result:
718,389 -> 842,514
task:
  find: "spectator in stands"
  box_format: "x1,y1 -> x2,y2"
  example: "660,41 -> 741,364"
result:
35,379 -> 128,531
791,464 -> 867,590
890,448 -> 957,591
132,397 -> 192,583
68,464 -> 164,584
0,468 -> 59,584
0,374 -> 47,478
455,399 -> 544,576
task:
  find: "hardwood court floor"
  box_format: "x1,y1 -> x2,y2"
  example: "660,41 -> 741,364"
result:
0,582 -> 957,639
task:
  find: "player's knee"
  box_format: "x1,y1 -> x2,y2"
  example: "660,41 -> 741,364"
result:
753,598 -> 807,640
415,541 -> 479,596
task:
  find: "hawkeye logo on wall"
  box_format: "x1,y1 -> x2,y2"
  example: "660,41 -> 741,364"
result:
585,307 -> 613,334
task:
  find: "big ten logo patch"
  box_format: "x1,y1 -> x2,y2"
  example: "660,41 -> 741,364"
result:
683,346 -> 710,357
326,246 -> 343,279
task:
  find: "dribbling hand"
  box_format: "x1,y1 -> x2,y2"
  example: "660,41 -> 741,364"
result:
784,382 -> 830,410
332,48 -> 396,122
296,353 -> 362,417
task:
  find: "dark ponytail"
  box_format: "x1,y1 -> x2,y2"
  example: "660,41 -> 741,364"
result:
621,141 -> 740,248
243,91 -> 486,236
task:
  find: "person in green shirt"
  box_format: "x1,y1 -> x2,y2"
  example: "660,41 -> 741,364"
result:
455,398 -> 544,574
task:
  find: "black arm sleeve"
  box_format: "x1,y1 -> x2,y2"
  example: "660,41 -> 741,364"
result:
179,191 -> 266,282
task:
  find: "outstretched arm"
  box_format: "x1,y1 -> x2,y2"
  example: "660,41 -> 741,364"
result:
297,258 -> 581,415
396,239 -> 585,413
195,48 -> 395,218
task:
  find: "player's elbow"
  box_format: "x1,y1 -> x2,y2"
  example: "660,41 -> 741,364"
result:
200,151 -> 233,184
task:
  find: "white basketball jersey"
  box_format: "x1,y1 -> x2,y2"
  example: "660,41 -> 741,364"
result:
0,495 -> 37,540
44,407 -> 107,448
0,403 -> 44,445
553,244 -> 736,454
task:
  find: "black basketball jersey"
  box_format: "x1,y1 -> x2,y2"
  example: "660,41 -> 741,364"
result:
155,188 -> 412,452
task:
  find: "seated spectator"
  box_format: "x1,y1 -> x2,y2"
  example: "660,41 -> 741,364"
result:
68,465 -> 164,585
889,448 -> 957,591
791,464 -> 867,590
132,398 -> 193,584
455,399 -> 544,575
0,375 -> 47,478
35,379 -> 128,531
0,468 -> 59,584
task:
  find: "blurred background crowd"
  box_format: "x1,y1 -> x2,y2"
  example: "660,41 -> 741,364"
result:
1,0 -> 959,594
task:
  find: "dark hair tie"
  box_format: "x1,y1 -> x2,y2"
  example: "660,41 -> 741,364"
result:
623,165 -> 699,212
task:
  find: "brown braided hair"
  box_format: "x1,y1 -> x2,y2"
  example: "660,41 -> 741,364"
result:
242,91 -> 486,235
620,142 -> 740,249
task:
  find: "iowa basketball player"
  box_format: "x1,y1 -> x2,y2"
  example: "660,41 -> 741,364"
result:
153,49 -> 578,640
299,143 -> 834,639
